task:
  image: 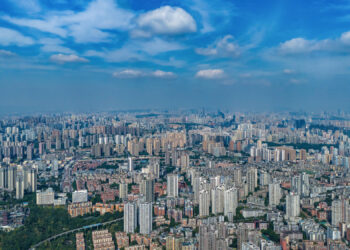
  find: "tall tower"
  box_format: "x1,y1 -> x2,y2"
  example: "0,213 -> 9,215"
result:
199,190 -> 210,217
16,175 -> 24,199
268,183 -> 281,207
140,179 -> 154,203
167,174 -> 178,198
247,168 -> 257,193
139,202 -> 152,235
124,202 -> 137,233
224,187 -> 238,217
286,193 -> 300,219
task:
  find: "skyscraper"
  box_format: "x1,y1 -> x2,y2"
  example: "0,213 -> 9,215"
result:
139,202 -> 152,234
286,193 -> 300,219
167,174 -> 178,198
128,157 -> 133,172
140,179 -> 154,203
224,187 -> 238,217
124,202 -> 137,233
119,183 -> 128,200
211,186 -> 224,215
268,183 -> 281,207
199,190 -> 210,217
247,168 -> 257,193
15,175 -> 24,199
332,200 -> 342,226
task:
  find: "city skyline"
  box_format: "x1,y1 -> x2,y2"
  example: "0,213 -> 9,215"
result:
1,0 -> 350,113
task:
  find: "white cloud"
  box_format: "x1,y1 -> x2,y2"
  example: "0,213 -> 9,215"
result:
50,54 -> 89,64
196,69 -> 224,79
139,38 -> 185,55
3,0 -> 135,43
39,38 -> 75,54
278,37 -> 335,54
0,27 -> 34,46
113,69 -> 143,78
0,50 -> 15,57
85,38 -> 184,62
136,6 -> 196,36
189,0 -> 235,33
340,31 -> 350,45
9,0 -> 41,13
283,69 -> 294,74
113,69 -> 176,79
196,35 -> 240,57
152,70 -> 176,78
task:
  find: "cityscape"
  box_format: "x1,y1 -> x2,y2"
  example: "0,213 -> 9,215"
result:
0,111 -> 350,250
1,0 -> 350,250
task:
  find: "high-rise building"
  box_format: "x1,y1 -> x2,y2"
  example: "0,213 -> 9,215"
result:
128,157 -> 134,172
36,188 -> 55,205
224,187 -> 238,217
7,166 -> 16,191
72,190 -> 88,203
199,190 -> 210,217
234,168 -> 242,186
211,186 -> 224,215
167,174 -> 178,198
247,168 -> 257,193
15,175 -> 24,199
140,179 -> 154,203
332,200 -> 342,226
139,202 -> 152,234
268,183 -> 281,207
286,193 -> 300,219
124,202 -> 137,233
119,183 -> 128,200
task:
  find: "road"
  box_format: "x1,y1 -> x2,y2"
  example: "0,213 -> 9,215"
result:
30,217 -> 123,250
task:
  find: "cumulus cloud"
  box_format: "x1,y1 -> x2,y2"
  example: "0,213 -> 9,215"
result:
85,38 -> 184,62
136,6 -> 197,36
0,50 -> 16,57
3,0 -> 135,43
196,35 -> 240,57
9,0 -> 41,13
340,31 -> 350,45
196,69 -> 224,79
113,69 -> 143,78
152,70 -> 176,78
0,27 -> 34,46
279,38 -> 319,54
283,69 -> 295,74
50,54 -> 89,64
113,69 -> 176,78
39,38 -> 75,54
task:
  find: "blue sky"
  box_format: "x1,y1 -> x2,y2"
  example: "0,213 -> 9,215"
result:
1,0 -> 350,113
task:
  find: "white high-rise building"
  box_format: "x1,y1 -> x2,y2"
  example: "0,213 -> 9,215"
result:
247,168 -> 257,193
286,193 -> 300,219
224,187 -> 238,216
211,186 -> 224,215
332,200 -> 342,226
268,183 -> 281,207
16,175 -> 24,199
199,190 -> 210,217
36,188 -> 55,205
72,190 -> 88,203
167,174 -> 178,198
139,202 -> 152,234
119,183 -> 128,200
128,157 -> 133,172
124,202 -> 137,233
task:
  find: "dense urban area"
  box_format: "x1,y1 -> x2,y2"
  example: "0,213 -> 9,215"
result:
0,110 -> 350,250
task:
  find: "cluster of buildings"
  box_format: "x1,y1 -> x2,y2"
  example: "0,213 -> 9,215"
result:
1,111 -> 350,249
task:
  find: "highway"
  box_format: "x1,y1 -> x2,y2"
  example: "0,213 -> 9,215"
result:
30,217 -> 123,250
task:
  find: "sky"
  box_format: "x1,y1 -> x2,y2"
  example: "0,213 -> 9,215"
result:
1,0 -> 350,114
